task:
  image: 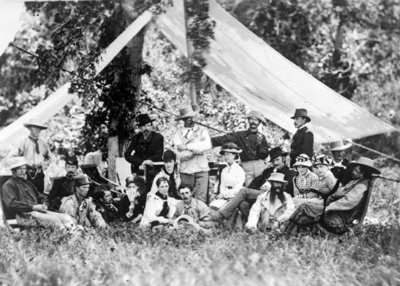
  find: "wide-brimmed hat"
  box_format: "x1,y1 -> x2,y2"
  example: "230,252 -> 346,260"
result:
347,157 -> 380,175
269,147 -> 288,161
267,172 -> 288,184
177,105 -> 199,120
291,108 -> 311,123
220,142 -> 242,155
8,156 -> 27,170
23,119 -> 47,130
313,154 -> 333,166
136,114 -> 155,127
328,140 -> 352,152
75,174 -> 91,187
293,154 -> 313,168
65,155 -> 78,167
246,110 -> 266,125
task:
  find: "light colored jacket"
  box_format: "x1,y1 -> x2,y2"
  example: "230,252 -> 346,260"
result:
173,125 -> 211,174
174,198 -> 213,228
11,136 -> 51,167
219,162 -> 245,199
246,190 -> 295,230
140,193 -> 175,227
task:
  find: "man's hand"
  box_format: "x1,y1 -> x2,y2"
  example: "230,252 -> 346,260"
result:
177,145 -> 188,152
32,204 -> 47,213
142,160 -> 153,166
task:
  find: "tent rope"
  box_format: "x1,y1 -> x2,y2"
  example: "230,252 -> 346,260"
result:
352,142 -> 400,164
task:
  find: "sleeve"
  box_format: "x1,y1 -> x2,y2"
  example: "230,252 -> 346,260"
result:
284,170 -> 295,197
248,173 -> 266,190
246,194 -> 263,229
257,134 -> 269,159
186,128 -> 212,154
277,194 -> 295,222
197,201 -> 214,228
124,136 -> 142,165
211,133 -> 236,147
325,183 -> 367,212
59,198 -> 77,219
145,134 -> 164,162
229,166 -> 245,197
2,183 -> 34,213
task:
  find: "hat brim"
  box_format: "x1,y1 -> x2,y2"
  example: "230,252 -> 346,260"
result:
220,149 -> 242,155
23,123 -> 47,129
173,215 -> 195,228
293,161 -> 312,168
177,111 -> 199,120
347,162 -> 381,175
267,179 -> 288,184
246,115 -> 266,125
329,143 -> 352,152
291,116 -> 311,123
269,152 -> 288,162
10,162 -> 27,170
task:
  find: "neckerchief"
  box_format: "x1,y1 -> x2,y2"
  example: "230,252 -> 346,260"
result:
29,136 -> 40,154
155,191 -> 169,218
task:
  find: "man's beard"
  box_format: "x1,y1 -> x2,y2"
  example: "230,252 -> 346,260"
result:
66,172 -> 75,180
269,187 -> 286,204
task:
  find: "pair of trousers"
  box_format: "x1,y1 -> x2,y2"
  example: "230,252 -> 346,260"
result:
241,160 -> 266,187
17,211 -> 76,230
180,171 -> 209,203
219,187 -> 261,219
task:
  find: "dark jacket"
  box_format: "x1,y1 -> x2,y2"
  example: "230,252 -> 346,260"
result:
330,159 -> 352,193
48,177 -> 75,211
1,176 -> 46,219
118,195 -> 146,221
248,165 -> 296,196
124,131 -> 164,174
290,126 -> 314,166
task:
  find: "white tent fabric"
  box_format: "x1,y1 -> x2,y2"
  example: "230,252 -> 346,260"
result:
0,0 -> 25,56
154,0 -> 396,143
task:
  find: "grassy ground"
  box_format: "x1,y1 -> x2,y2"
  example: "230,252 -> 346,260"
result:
1,166 -> 399,286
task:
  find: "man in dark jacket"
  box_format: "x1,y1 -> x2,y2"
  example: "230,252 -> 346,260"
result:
211,147 -> 294,222
124,113 -> 164,177
48,155 -> 79,211
211,110 -> 269,186
329,140 -> 353,187
290,108 -> 314,167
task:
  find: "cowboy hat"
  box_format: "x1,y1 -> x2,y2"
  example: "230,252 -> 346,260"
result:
23,119 -> 47,130
8,156 -> 27,170
177,105 -> 199,120
268,147 -> 288,162
74,174 -> 91,187
246,110 -> 266,125
347,157 -> 380,175
267,172 -> 288,184
220,142 -> 242,155
291,108 -> 311,123
313,154 -> 333,166
328,140 -> 352,152
136,114 -> 155,127
293,154 -> 313,168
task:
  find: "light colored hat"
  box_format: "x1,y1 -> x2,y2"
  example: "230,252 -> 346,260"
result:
347,157 -> 380,175
23,119 -> 47,130
177,105 -> 199,120
293,154 -> 313,168
8,156 -> 27,170
313,155 -> 333,166
172,214 -> 200,231
220,142 -> 242,155
246,110 -> 266,125
267,172 -> 288,184
328,140 -> 352,151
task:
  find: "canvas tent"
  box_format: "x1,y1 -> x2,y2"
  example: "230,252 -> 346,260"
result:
0,0 -> 396,150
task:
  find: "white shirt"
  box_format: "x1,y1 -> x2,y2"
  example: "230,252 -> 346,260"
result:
219,162 -> 245,199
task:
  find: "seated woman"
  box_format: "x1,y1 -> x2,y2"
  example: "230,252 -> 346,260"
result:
292,154 -> 322,208
210,142 -> 245,210
285,157 -> 379,235
149,149 -> 181,200
118,175 -> 146,223
245,172 -> 295,232
313,155 -> 337,196
140,177 -> 175,228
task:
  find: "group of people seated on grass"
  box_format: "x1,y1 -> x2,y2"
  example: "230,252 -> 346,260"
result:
1,106 -> 381,236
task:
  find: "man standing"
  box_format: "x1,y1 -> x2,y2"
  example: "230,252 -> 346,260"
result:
173,185 -> 214,229
211,147 -> 295,223
124,113 -> 164,175
1,157 -> 76,229
211,110 -> 269,186
173,106 -> 212,203
290,108 -> 314,167
12,120 -> 51,193
48,154 -> 79,211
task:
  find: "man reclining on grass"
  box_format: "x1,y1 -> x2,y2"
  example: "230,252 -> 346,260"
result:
2,157 -> 76,230
285,157 -> 380,235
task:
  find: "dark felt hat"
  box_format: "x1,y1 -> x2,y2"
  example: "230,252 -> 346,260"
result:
268,147 -> 288,162
291,108 -> 311,123
65,155 -> 78,166
75,174 -> 90,187
136,114 -> 154,127
220,142 -> 242,155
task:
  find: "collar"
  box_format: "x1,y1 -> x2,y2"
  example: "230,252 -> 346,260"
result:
155,191 -> 168,200
246,129 -> 259,135
29,135 -> 39,142
297,125 -> 307,131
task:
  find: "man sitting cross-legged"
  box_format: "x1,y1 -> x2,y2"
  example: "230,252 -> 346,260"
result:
245,173 -> 295,232
172,185 -> 214,231
211,146 -> 295,224
1,157 -> 76,230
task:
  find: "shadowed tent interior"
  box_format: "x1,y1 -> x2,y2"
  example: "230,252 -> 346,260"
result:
0,0 -> 396,149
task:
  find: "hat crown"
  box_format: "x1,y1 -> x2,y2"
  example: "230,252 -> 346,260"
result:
329,140 -> 352,151
178,106 -> 195,117
293,153 -> 312,167
220,142 -> 242,154
348,156 -> 380,175
24,119 -> 47,129
313,154 -> 332,166
9,156 -> 27,170
246,110 -> 266,125
75,174 -> 90,186
269,172 -> 285,181
291,108 -> 311,122
65,155 -> 78,166
136,114 -> 153,126
269,147 -> 287,161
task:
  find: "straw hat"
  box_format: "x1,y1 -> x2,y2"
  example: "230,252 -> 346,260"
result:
328,140 -> 352,152
313,154 -> 333,166
246,110 -> 266,125
267,172 -> 288,184
177,105 -> 199,120
23,119 -> 47,130
291,108 -> 311,123
8,156 -> 27,170
220,142 -> 242,155
347,157 -> 380,175
293,154 -> 313,168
